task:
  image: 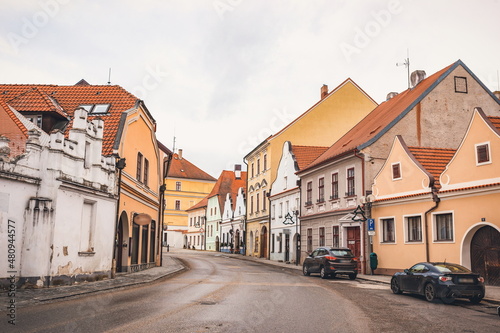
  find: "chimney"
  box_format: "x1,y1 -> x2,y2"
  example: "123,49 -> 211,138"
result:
234,164 -> 242,179
410,70 -> 426,88
178,149 -> 183,160
321,84 -> 328,99
386,92 -> 399,101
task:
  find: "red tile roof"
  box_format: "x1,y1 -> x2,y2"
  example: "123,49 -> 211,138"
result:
0,98 -> 28,137
291,145 -> 329,170
168,153 -> 217,181
488,116 -> 500,131
301,61 -> 458,172
408,146 -> 456,188
208,170 -> 247,212
0,83 -> 140,155
7,87 -> 68,118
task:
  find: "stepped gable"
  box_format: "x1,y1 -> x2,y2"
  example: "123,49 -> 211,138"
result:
291,145 -> 329,170
0,83 -> 139,155
408,146 -> 456,189
168,153 -> 217,181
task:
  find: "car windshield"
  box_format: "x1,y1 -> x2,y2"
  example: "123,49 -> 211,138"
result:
433,263 -> 471,273
330,249 -> 353,257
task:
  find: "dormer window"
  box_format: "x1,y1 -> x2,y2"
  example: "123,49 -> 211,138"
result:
392,163 -> 402,180
476,143 -> 490,165
78,104 -> 111,114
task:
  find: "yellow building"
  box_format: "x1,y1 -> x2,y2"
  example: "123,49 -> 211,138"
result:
158,146 -> 216,248
245,80 -> 377,258
371,108 -> 500,285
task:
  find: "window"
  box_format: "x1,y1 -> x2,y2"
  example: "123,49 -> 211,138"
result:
306,181 -> 312,205
84,141 -> 91,169
131,222 -> 140,264
406,216 -> 422,242
381,218 -> 395,243
307,228 -> 313,252
332,226 -> 339,247
262,191 -> 266,211
392,163 -> 401,180
150,221 -> 156,262
435,213 -> 453,241
141,225 -> 148,263
189,217 -> 192,227
476,143 -> 490,164
91,103 -> 111,114
347,168 -> 355,196
454,76 -> 467,93
272,234 -> 275,253
176,181 -> 181,191
251,163 -> 254,178
136,152 -> 143,182
278,233 -> 282,253
263,154 -> 267,171
319,227 -> 325,246
279,202 -> 283,218
143,158 -> 149,187
257,159 -> 260,174
331,173 -> 339,200
318,177 -> 325,202
80,201 -> 96,253
283,176 -> 287,190
175,200 -> 181,210
26,115 -> 42,128
256,193 -> 260,212
250,196 -> 254,214
271,204 -> 275,219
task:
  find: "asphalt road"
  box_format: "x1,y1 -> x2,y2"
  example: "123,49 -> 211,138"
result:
2,251 -> 499,332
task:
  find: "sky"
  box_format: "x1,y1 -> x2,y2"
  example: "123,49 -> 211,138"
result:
1,0 -> 499,178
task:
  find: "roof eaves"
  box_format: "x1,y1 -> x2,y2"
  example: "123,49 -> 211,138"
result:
358,60 -> 461,151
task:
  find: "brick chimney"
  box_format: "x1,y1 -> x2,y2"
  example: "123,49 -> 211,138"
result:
234,164 -> 242,179
178,149 -> 183,160
321,84 -> 328,99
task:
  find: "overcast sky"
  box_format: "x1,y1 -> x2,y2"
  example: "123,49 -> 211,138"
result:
1,0 -> 499,178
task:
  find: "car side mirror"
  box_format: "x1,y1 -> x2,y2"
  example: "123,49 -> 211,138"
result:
308,252 -> 313,257
404,269 -> 410,274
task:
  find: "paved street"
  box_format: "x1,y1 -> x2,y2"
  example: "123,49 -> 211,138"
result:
2,249 -> 499,332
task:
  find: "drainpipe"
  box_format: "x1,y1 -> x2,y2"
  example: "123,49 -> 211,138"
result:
267,191 -> 271,260
112,157 -> 126,278
424,187 -> 440,262
159,153 -> 173,266
353,150 -> 367,274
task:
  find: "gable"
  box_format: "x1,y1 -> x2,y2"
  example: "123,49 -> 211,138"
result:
440,108 -> 500,191
372,136 -> 434,199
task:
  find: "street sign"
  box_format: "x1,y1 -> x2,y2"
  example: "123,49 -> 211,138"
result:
367,218 -> 375,231
368,230 -> 375,236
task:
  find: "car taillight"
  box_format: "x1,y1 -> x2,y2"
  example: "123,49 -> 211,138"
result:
478,277 -> 485,283
439,276 -> 452,282
353,257 -> 358,262
325,256 -> 337,261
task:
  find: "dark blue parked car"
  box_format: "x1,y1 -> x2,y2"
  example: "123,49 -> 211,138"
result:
391,262 -> 485,304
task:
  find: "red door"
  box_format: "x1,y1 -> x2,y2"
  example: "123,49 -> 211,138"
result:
346,227 -> 361,270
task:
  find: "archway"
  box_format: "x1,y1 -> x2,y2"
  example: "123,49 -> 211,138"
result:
260,226 -> 268,258
116,211 -> 129,272
471,226 -> 500,286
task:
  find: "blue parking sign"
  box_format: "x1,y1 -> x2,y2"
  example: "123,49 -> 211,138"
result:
367,218 -> 375,231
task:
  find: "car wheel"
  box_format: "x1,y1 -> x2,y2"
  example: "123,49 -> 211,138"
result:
302,264 -> 310,276
469,295 -> 483,304
424,283 -> 436,302
391,277 -> 403,294
349,273 -> 357,280
320,266 -> 328,279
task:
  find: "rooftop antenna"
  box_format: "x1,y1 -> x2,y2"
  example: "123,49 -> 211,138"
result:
107,68 -> 112,85
396,49 -> 410,89
172,135 -> 176,154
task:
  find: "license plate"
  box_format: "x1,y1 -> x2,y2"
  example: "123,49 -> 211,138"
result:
340,259 -> 350,263
459,278 -> 474,283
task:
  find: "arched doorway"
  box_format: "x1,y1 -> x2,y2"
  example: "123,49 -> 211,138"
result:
471,226 -> 500,286
215,236 -> 220,251
116,211 -> 129,272
260,226 -> 268,258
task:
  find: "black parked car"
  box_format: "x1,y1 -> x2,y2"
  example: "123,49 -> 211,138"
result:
303,247 -> 358,279
391,262 -> 485,304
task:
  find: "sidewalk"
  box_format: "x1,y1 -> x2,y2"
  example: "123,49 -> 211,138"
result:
3,249 -> 500,308
1,255 -> 185,308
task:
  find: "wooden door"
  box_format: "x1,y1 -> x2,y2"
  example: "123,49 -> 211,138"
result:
346,227 -> 361,270
471,226 -> 500,286
260,227 -> 268,258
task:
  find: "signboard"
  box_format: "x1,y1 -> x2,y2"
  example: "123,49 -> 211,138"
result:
367,218 -> 375,231
133,213 -> 152,226
368,231 -> 376,236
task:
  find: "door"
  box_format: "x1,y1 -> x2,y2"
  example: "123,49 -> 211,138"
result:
285,233 -> 290,262
116,219 -> 123,272
260,226 -> 268,258
471,226 -> 500,286
346,227 -> 361,270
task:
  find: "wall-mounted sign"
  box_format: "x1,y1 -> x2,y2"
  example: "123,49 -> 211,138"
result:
134,213 -> 152,226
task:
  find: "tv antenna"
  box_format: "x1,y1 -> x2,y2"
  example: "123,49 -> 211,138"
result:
107,68 -> 112,85
396,49 -> 410,89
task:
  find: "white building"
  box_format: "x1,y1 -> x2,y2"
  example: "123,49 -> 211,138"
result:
0,107 -> 117,287
220,187 -> 246,254
270,141 -> 327,264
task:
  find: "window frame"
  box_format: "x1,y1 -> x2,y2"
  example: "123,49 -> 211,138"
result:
405,215 -> 423,243
475,142 -> 491,165
380,217 -> 396,244
346,168 -> 355,197
332,226 -> 339,248
392,162 -> 402,180
331,173 -> 339,200
318,177 -> 325,203
306,181 -> 312,205
433,212 -> 454,242
319,227 -> 325,246
136,152 -> 143,182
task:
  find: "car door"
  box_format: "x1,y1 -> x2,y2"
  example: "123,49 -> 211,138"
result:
309,249 -> 320,272
405,264 -> 427,292
315,248 -> 328,270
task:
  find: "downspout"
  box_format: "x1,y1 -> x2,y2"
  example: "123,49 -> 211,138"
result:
112,157 -> 126,278
353,150 -> 367,274
267,190 -> 271,260
243,159 -> 249,256
424,187 -> 440,262
159,153 -> 173,266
